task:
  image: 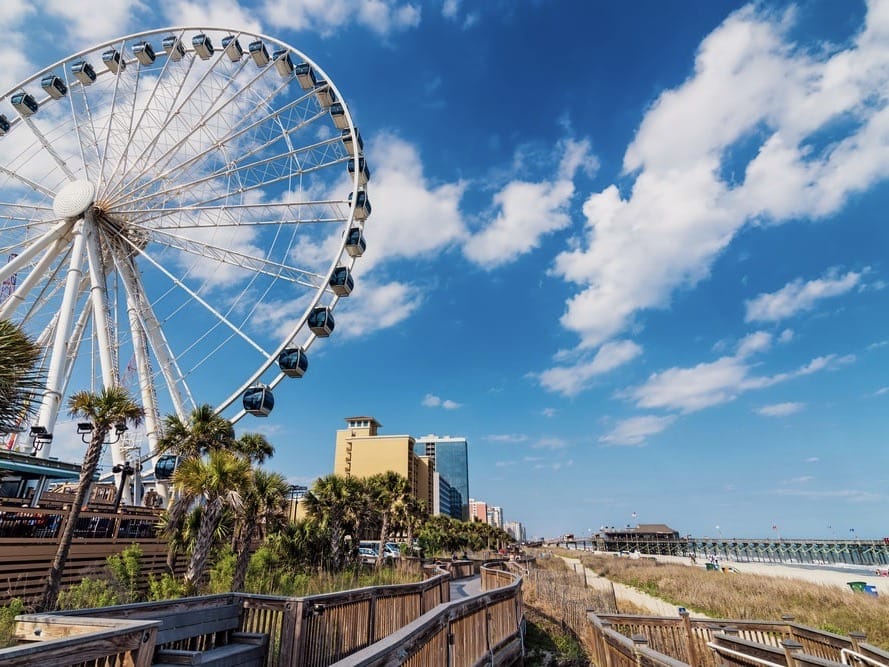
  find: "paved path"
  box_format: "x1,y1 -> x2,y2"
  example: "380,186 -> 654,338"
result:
450,575 -> 482,599
559,556 -> 709,618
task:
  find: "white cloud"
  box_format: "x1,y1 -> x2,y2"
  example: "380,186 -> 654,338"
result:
599,415 -> 676,446
442,0 -> 459,19
757,401 -> 805,417
261,0 -> 421,36
533,437 -> 567,450
422,393 -> 461,409
804,456 -> 820,463
541,408 -> 557,418
40,0 -> 144,44
745,269 -> 863,322
463,138 -> 593,267
484,434 -> 528,443
335,279 -> 423,339
551,3 -> 889,352
778,329 -> 794,344
537,339 -> 642,396
736,331 -> 772,358
629,349 -> 852,414
162,0 -> 263,34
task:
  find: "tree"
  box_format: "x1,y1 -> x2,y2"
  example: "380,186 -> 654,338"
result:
40,387 -> 144,611
170,450 -> 251,590
0,319 -> 44,436
367,472 -> 410,569
157,404 -> 235,459
231,468 -> 289,591
232,432 -> 275,465
303,474 -> 364,571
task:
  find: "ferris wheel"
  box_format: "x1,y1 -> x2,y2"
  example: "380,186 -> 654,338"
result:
0,27 -> 371,472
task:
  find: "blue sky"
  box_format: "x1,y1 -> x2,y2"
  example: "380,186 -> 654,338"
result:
5,0 -> 889,540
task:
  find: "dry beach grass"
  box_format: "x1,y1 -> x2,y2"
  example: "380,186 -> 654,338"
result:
576,552 -> 889,648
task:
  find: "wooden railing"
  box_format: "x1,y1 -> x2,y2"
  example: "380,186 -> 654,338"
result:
590,612 -> 889,667
329,561 -> 523,666
0,565 -> 461,666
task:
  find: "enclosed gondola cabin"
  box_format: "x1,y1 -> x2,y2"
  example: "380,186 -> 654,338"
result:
72,60 -> 97,85
329,102 -> 349,130
222,36 -> 243,61
192,34 -> 214,60
349,189 -> 371,221
248,40 -> 270,66
278,347 -> 309,378
329,267 -> 354,296
308,307 -> 335,337
345,227 -> 366,258
342,127 -> 364,156
134,41 -> 156,65
153,455 -> 178,481
294,62 -> 316,90
162,35 -> 186,61
348,157 -> 371,186
102,49 -> 126,74
41,75 -> 67,100
243,384 -> 274,417
272,49 -> 294,78
11,93 -> 38,116
313,80 -> 337,108
0,114 -> 9,135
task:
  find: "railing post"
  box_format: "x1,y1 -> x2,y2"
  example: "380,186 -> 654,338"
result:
849,631 -> 867,653
782,614 -> 799,642
782,638 -> 804,667
632,633 -> 649,667
601,620 -> 615,667
367,589 -> 377,644
722,626 -> 740,637
680,609 -> 701,667
279,599 -> 304,667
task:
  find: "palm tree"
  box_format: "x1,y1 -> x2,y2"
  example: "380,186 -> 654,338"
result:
231,468 -> 289,591
303,474 -> 364,571
0,319 -> 44,436
367,472 -> 410,569
157,404 -> 235,459
232,432 -> 275,465
170,449 -> 251,590
40,387 -> 143,611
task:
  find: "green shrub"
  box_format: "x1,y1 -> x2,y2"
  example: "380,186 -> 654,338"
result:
146,573 -> 187,601
0,599 -> 26,648
57,578 -> 119,610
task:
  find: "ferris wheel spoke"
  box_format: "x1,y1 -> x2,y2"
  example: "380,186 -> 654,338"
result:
144,226 -> 324,289
97,42 -> 135,192
0,220 -> 72,285
16,117 -> 78,181
120,200 -> 347,229
113,134 -> 346,211
104,40 -> 253,202
107,55 -> 304,204
113,229 -> 271,358
0,165 -> 57,199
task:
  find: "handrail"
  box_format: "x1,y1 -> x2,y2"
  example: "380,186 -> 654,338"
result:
707,642 -> 786,667
841,648 -> 889,667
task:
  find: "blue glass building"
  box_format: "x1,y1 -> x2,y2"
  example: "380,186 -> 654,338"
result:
414,435 -> 469,521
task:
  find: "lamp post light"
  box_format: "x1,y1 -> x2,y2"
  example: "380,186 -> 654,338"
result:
78,421 -> 129,508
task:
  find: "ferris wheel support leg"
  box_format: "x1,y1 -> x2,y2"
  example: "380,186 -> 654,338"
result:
120,253 -> 161,505
0,220 -> 71,286
83,217 -> 118,389
0,236 -> 68,321
35,219 -> 86,458
116,253 -> 190,420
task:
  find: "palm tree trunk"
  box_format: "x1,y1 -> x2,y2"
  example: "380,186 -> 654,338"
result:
231,522 -> 256,592
40,431 -> 107,611
185,499 -> 223,589
376,515 -> 389,570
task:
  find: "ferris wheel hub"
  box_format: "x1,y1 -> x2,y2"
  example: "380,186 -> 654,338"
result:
53,180 -> 96,218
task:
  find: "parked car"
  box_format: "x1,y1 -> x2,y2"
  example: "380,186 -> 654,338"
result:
358,547 -> 378,564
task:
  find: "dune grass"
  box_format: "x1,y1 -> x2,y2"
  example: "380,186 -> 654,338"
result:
575,552 -> 889,648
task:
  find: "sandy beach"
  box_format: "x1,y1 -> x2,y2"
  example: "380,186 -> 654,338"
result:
650,553 -> 889,595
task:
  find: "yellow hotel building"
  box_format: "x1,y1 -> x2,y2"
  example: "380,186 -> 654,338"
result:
333,416 -> 434,513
